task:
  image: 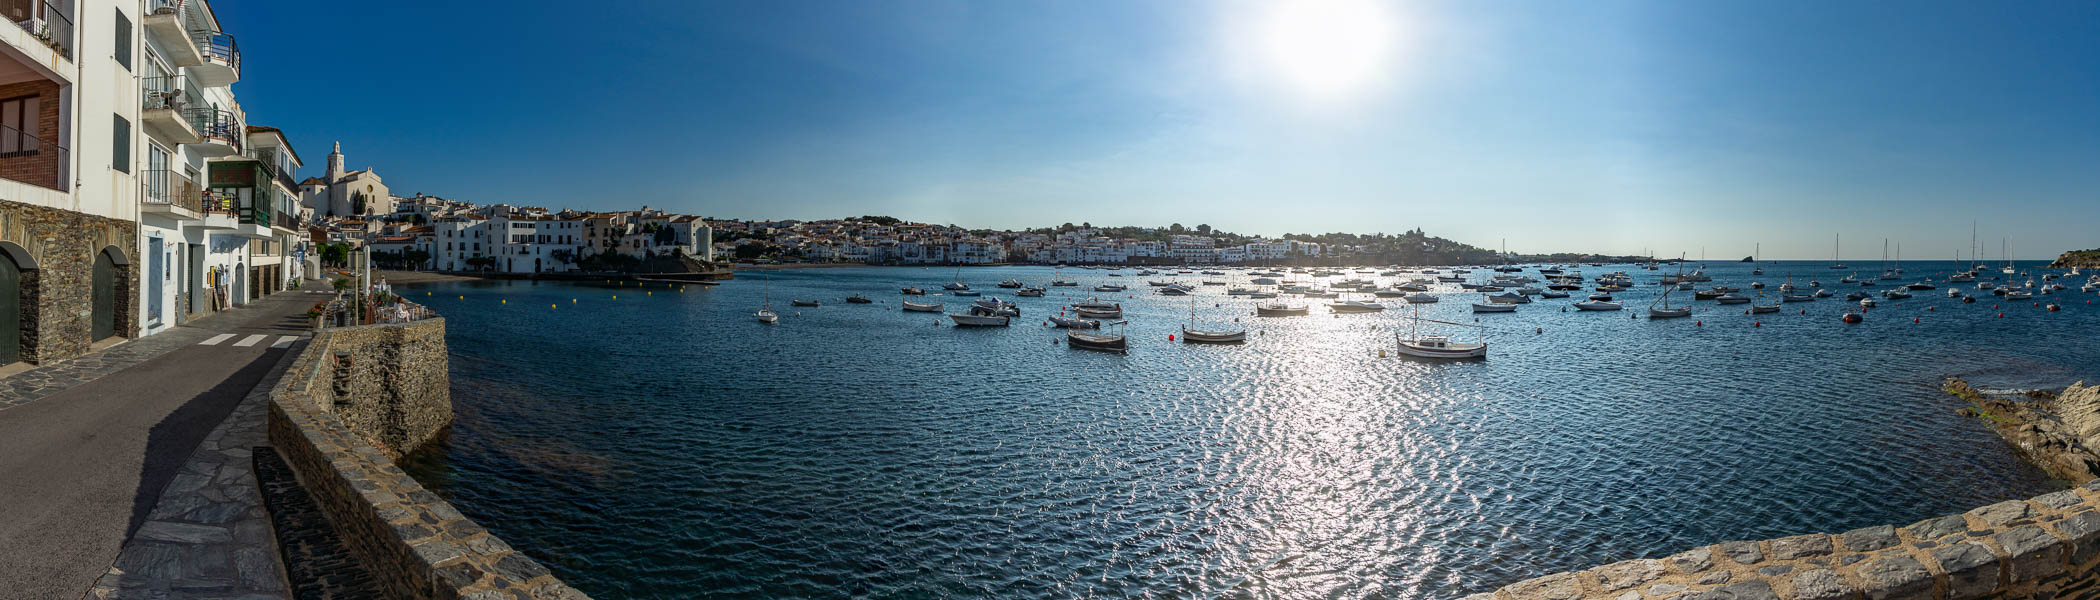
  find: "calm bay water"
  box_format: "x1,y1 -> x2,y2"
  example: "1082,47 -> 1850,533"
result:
398,261 -> 2097,599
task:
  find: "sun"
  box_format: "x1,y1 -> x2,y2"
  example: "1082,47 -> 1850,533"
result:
1253,0 -> 1398,100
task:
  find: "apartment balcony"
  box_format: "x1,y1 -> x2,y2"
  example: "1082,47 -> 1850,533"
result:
1,0 -> 73,60
141,76 -> 204,144
141,0 -> 202,67
0,121 -> 67,191
190,31 -> 238,87
199,190 -> 240,230
140,168 -> 203,218
188,108 -> 240,157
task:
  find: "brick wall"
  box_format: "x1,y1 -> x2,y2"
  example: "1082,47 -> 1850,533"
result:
0,79 -> 63,190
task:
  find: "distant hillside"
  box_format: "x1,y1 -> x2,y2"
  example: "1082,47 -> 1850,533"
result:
2048,249 -> 2100,268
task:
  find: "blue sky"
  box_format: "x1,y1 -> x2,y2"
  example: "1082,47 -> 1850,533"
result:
221,0 -> 2098,259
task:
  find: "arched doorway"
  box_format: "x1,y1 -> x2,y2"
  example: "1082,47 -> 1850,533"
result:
92,248 -> 119,341
0,242 -> 29,364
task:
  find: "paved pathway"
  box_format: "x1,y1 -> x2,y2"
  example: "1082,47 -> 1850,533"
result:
0,287 -> 321,600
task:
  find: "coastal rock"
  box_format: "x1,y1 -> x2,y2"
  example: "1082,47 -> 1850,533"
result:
1770,534 -> 1831,560
1928,541 -> 2001,598
1791,569 -> 1851,600
2046,249 -> 2100,269
1857,555 -> 1931,600
1683,581 -> 1776,600
1841,525 -> 1898,552
1503,572 -> 1583,600
2035,488 -> 2085,510
1996,525 -> 2065,581
1905,515 -> 1967,542
1696,570 -> 1732,585
2056,511 -> 2100,564
1718,540 -> 1763,566
1588,559 -> 1663,591
1970,500 -> 2033,527
1648,582 -> 1689,596
1668,547 -> 1714,574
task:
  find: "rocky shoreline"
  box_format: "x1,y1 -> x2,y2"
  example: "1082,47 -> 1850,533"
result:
2046,250 -> 2100,269
1946,378 -> 2100,484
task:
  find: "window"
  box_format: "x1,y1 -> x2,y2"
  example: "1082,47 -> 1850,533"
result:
113,115 -> 131,173
114,10 -> 132,71
0,96 -> 38,155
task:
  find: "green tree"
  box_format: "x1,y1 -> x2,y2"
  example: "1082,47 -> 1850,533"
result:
319,243 -> 350,267
1196,224 -> 1211,235
654,225 -> 676,245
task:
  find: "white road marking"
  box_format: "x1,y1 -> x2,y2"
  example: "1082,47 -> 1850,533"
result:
232,334 -> 267,347
270,335 -> 299,348
199,334 -> 236,346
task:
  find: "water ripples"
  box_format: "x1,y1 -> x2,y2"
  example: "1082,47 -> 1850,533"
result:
397,263 -> 2087,599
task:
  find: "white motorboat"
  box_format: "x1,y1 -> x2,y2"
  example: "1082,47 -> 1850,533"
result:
1327,300 -> 1386,313
1017,287 -> 1046,297
1859,298 -> 1876,308
755,308 -> 779,324
901,300 -> 942,313
1403,293 -> 1439,304
998,279 -> 1023,288
1471,302 -> 1517,313
2005,290 -> 2033,300
949,312 -> 1010,326
1539,290 -> 1570,299
1486,292 -> 1530,304
1715,293 -> 1751,304
1574,300 -> 1622,311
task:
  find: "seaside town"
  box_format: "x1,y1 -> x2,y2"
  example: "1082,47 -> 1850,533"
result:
4,1 -> 2100,600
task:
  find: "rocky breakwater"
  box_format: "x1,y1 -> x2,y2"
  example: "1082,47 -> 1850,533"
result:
269,318 -> 591,599
1464,380 -> 2100,600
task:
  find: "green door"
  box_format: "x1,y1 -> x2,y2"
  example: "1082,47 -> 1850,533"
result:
92,252 -> 116,341
0,254 -> 18,364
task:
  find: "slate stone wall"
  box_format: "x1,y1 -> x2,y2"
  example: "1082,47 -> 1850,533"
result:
0,197 -> 139,363
1470,485 -> 2100,600
269,319 -> 591,599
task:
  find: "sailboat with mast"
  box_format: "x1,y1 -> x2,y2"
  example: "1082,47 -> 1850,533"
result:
1751,243 -> 1763,275
942,265 -> 969,291
1393,305 -> 1487,359
1181,297 -> 1247,344
755,277 -> 780,323
1650,257 -> 1692,318
1829,234 -> 1846,269
1878,239 -> 1899,280
2002,238 -> 2016,275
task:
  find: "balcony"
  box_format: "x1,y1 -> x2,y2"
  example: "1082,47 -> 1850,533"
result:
140,0 -> 203,67
0,121 -> 67,191
140,76 -> 204,144
2,0 -> 73,60
141,169 -> 203,217
188,108 -> 240,157
190,31 -> 239,87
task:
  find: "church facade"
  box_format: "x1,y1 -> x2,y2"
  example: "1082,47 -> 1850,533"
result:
301,142 -> 392,218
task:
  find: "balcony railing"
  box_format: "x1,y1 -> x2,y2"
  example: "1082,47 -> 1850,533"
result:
187,107 -> 242,151
140,75 -> 202,112
195,30 -> 238,77
202,190 -> 236,213
0,121 -> 68,190
2,0 -> 73,59
141,169 -> 204,212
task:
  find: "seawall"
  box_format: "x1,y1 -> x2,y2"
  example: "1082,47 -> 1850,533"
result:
268,319 -> 591,599
1467,382 -> 2100,600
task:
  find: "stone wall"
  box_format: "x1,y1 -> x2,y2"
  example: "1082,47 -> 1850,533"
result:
308,319 -> 452,459
0,197 -> 140,363
269,320 -> 590,599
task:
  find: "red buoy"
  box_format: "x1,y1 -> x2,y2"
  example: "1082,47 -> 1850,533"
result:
1168,334 -> 1176,341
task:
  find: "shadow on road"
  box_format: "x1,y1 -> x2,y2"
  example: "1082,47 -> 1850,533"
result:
124,351 -> 280,539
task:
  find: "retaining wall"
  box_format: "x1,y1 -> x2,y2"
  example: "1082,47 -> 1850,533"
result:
268,319 -> 591,599
1469,483 -> 2100,600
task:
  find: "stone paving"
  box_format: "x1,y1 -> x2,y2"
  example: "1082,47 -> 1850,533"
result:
85,341 -> 300,600
0,326 -> 213,411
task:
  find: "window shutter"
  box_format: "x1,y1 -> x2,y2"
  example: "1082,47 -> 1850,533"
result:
113,114 -> 130,173
114,10 -> 132,70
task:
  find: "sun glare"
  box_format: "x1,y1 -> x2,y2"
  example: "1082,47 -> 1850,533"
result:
1255,0 -> 1398,100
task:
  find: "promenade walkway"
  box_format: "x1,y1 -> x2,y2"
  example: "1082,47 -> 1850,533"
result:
0,285 -> 328,599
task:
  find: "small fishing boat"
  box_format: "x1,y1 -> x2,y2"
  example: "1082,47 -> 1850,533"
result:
901,287 -> 927,295
1327,298 -> 1387,313
1486,291 -> 1530,305
1403,293 -> 1439,304
949,312 -> 1010,327
2005,290 -> 2034,300
1574,300 -> 1622,311
902,300 -> 942,313
1050,315 -> 1100,329
845,294 -> 873,304
1842,311 -> 1864,324
1017,287 -> 1046,297
1813,288 -> 1833,298
1052,280 -> 1078,287
1749,301 -> 1781,314
1067,326 -> 1128,354
1649,284 -> 1691,319
1181,301 -> 1247,344
1159,287 -> 1189,296
1858,298 -> 1876,308
1472,302 -> 1517,313
998,279 -> 1023,288
757,277 -> 780,323
972,298 -> 1020,317
791,299 -> 820,307
1906,281 -> 1935,290
952,290 -> 982,297
1846,291 -> 1869,301
1587,293 -> 1613,302
1393,307 -> 1487,359
1782,293 -> 1815,302
1255,302 -> 1310,316
1539,290 -> 1570,299
1094,285 -> 1126,292
1715,293 -> 1751,304
1881,288 -> 1911,299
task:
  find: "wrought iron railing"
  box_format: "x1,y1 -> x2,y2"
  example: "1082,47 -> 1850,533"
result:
195,30 -> 238,77
0,121 -> 68,190
316,294 -> 436,329
2,0 -> 72,59
141,169 -> 204,212
186,107 -> 241,151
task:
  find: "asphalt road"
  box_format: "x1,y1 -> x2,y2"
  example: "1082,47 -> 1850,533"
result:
0,289 -> 317,599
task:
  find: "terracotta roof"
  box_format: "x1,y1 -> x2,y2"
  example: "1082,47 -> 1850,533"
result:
299,177 -> 327,186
